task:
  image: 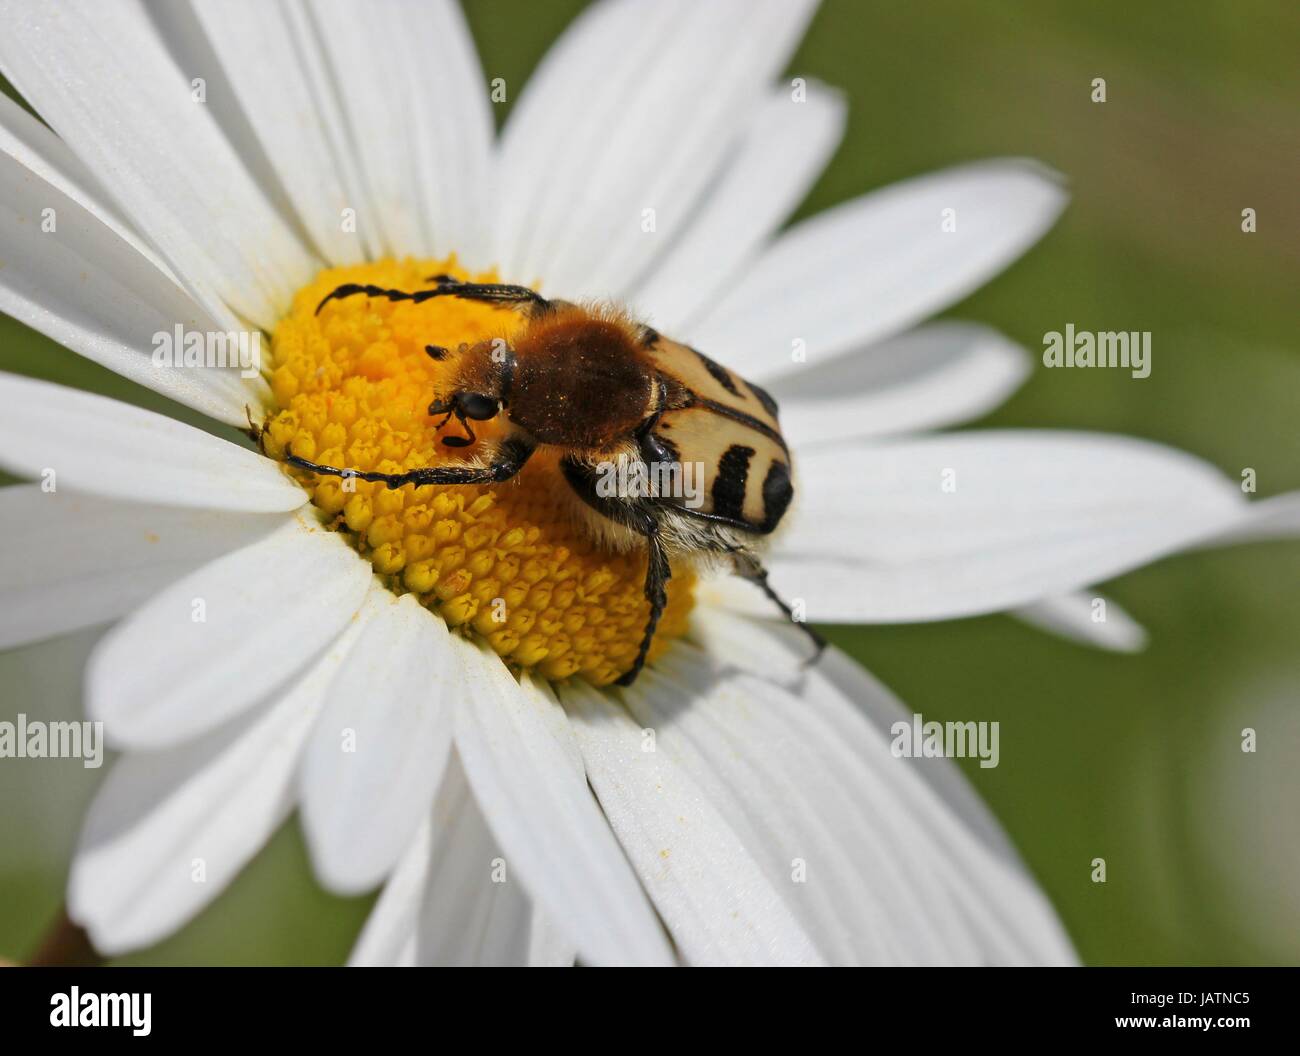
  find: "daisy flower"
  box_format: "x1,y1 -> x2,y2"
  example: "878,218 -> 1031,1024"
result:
0,0 -> 1295,966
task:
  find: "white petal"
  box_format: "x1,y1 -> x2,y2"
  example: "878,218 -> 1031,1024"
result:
0,0 -> 315,329
0,90 -> 156,262
687,159 -> 1067,380
452,640 -> 674,966
420,763 -> 540,965
497,0 -> 817,296
527,907 -> 577,968
304,0 -> 494,266
1013,590 -> 1148,653
347,818 -> 428,967
350,754 -> 576,967
751,430 -> 1247,623
0,485 -> 289,650
0,92 -> 263,424
301,593 -> 453,895
631,80 -> 846,331
1009,490 -> 1300,651
87,515 -> 372,748
774,323 -> 1031,446
68,611 -> 367,956
181,0 -> 369,266
0,373 -> 306,512
563,678 -> 823,966
621,649 -> 982,965
1202,491 -> 1300,546
690,605 -> 1078,964
698,609 -> 1027,874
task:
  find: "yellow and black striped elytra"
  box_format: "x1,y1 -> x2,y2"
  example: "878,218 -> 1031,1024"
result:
290,276 -> 823,685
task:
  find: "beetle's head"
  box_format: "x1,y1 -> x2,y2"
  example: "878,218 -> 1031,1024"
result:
424,338 -> 513,448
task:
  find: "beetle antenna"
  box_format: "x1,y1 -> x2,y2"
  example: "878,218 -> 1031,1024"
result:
316,279 -> 551,316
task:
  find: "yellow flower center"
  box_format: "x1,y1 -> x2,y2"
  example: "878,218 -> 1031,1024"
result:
261,259 -> 694,686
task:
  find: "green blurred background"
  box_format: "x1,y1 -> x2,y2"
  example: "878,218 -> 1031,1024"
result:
2,0 -> 1297,965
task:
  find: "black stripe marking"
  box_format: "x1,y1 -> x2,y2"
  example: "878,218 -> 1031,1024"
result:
761,459 -> 793,530
747,379 -> 780,420
712,444 -> 755,521
692,347 -> 741,396
697,397 -> 789,451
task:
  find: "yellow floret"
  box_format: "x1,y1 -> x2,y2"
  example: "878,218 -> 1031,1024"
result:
265,258 -> 694,686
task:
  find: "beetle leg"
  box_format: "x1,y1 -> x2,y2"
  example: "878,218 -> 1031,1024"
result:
286,436 -> 535,489
615,519 -> 672,688
557,455 -> 671,686
315,283 -> 442,315
421,275 -> 553,312
730,550 -> 826,666
315,277 -> 551,316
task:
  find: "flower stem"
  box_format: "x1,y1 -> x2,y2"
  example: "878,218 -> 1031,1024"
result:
27,906 -> 103,967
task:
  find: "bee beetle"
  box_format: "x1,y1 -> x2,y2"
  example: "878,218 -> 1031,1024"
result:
289,276 -> 824,685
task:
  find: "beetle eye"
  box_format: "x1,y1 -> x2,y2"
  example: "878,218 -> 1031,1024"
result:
457,393 -> 499,421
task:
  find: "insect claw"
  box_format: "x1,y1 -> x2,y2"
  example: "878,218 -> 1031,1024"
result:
801,632 -> 828,667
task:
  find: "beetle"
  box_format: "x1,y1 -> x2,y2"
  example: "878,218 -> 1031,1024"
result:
288,275 -> 823,685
